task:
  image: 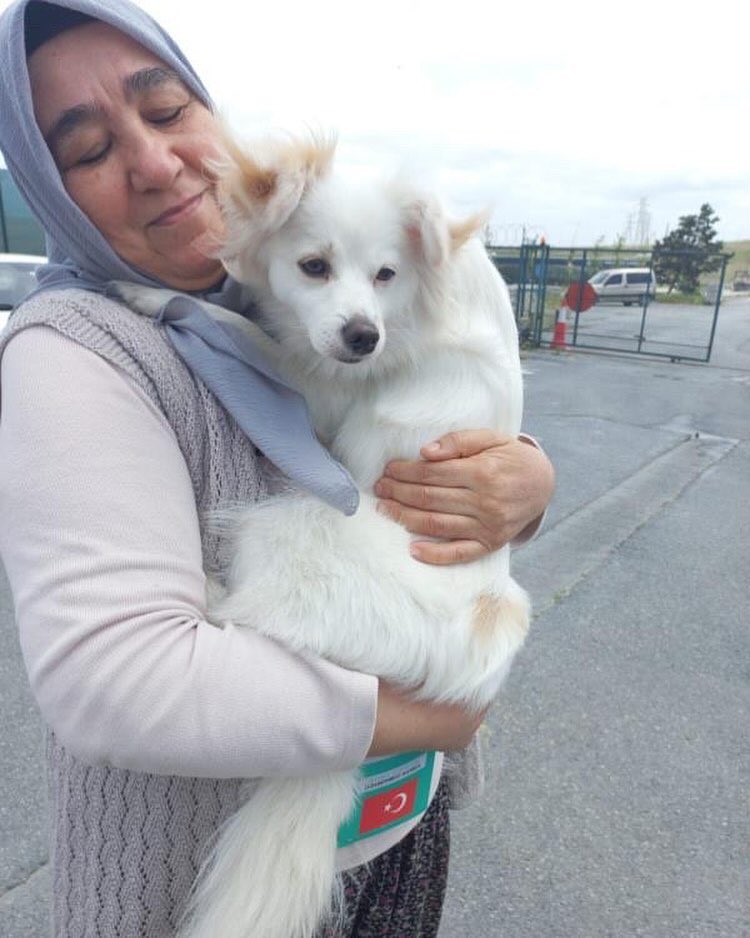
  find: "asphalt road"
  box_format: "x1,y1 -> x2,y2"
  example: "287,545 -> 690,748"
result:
1,297 -> 749,937
540,294 -> 744,365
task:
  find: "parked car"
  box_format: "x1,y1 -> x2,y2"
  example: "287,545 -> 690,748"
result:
0,253 -> 45,331
588,267 -> 656,306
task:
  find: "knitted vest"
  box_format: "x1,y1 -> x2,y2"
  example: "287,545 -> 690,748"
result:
1,289 -> 264,937
0,288 -> 482,937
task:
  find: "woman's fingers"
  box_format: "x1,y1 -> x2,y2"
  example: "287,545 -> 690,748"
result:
410,539 -> 487,566
375,494 -> 496,565
377,498 -> 488,544
379,509 -> 495,564
381,432 -> 521,494
374,478 -> 474,516
374,430 -> 555,565
419,429 -> 515,461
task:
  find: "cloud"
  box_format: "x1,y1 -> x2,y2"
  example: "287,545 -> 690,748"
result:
2,0 -> 747,245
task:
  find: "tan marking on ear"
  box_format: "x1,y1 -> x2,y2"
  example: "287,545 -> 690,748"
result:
246,168 -> 277,200
280,132 -> 337,182
227,142 -> 278,203
449,211 -> 489,252
202,120 -> 276,211
209,126 -> 336,211
472,592 -> 530,645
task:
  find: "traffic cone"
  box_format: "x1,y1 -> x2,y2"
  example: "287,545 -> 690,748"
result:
551,306 -> 567,350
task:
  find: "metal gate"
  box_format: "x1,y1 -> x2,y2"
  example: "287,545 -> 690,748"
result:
489,244 -> 730,363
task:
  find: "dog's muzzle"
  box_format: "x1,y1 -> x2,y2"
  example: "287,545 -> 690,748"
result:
341,316 -> 380,358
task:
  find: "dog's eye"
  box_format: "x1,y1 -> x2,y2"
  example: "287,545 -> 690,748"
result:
299,258 -> 330,278
376,267 -> 396,282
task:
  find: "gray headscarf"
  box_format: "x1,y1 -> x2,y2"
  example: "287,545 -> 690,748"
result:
0,0 -> 358,514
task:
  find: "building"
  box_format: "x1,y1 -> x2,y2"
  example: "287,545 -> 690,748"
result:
0,167 -> 46,256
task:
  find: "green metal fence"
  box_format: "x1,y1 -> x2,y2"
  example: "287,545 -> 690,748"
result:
489,243 -> 730,363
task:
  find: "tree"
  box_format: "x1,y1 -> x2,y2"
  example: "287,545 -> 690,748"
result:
652,204 -> 723,294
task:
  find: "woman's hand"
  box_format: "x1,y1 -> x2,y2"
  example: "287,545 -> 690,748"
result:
367,682 -> 487,756
374,429 -> 555,565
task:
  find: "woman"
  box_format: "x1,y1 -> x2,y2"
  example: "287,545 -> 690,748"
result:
0,1 -> 555,935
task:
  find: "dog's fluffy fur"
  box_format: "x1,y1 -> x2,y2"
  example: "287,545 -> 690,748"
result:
116,132 -> 530,938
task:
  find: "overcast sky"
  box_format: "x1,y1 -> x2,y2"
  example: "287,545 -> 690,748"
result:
3,0 -> 749,245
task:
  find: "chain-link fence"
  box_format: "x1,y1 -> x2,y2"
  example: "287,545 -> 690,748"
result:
490,244 -> 730,363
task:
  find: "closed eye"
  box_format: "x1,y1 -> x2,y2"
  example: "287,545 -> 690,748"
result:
148,103 -> 190,126
299,258 -> 330,278
376,267 -> 396,282
76,141 -> 112,166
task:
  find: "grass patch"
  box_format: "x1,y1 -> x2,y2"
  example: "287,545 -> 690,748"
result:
724,240 -> 750,287
654,292 -> 708,306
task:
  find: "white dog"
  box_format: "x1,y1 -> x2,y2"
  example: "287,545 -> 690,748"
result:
116,133 -> 530,938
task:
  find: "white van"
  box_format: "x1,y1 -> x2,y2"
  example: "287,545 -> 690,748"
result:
588,268 -> 656,305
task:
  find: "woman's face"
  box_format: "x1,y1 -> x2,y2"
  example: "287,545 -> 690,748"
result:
28,21 -> 225,291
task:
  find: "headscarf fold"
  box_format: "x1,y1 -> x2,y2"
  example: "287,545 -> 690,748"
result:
0,0 -> 359,514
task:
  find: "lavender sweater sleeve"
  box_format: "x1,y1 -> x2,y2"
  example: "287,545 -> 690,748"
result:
0,327 -> 377,779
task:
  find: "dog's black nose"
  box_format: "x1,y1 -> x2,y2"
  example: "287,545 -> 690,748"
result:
341,317 -> 380,356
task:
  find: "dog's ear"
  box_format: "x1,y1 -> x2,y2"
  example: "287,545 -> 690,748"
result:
403,199 -> 487,268
403,198 -> 451,268
448,211 -> 489,252
205,126 -> 337,276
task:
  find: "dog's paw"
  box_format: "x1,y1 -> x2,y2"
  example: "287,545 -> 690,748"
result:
108,281 -> 178,317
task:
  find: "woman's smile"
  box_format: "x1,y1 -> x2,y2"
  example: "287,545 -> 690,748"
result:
149,189 -> 206,227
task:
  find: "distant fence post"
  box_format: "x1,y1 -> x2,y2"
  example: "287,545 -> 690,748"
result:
705,254 -> 729,363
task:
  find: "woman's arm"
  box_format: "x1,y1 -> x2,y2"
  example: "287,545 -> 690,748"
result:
0,327 -> 379,778
0,327 -> 484,774
368,682 -> 486,756
374,429 -> 555,565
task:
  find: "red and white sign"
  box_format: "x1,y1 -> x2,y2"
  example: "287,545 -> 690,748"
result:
359,778 -> 418,834
563,282 -> 597,313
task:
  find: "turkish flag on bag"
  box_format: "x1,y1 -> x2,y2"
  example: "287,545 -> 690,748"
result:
359,778 -> 419,834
